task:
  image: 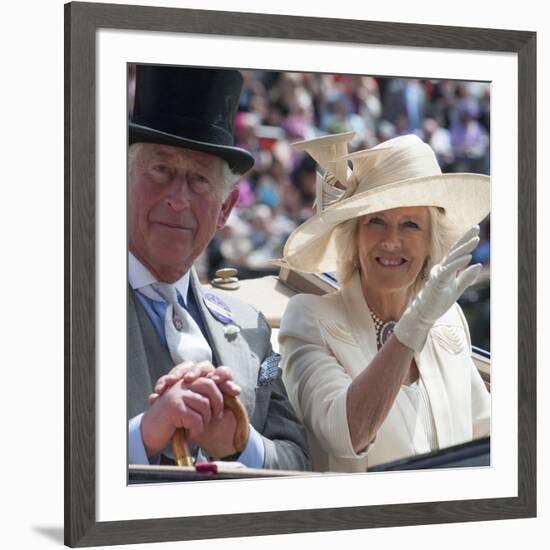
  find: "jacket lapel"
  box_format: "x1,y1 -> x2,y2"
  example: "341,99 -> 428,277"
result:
340,272 -> 378,363
127,288 -> 155,418
415,341 -> 454,449
189,269 -> 257,419
392,385 -> 432,454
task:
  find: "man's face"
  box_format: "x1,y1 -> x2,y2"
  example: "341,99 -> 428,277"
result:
128,143 -> 238,282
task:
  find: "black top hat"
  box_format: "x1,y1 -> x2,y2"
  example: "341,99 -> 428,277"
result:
129,65 -> 254,175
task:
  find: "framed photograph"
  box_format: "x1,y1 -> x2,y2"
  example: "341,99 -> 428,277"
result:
65,1 -> 536,547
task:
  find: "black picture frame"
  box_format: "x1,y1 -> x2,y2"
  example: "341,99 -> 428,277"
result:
65,1 -> 536,546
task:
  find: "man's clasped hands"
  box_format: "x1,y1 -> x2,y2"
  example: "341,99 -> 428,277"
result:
140,362 -> 243,460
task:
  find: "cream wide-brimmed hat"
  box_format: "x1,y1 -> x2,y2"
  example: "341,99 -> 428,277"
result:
276,133 -> 490,273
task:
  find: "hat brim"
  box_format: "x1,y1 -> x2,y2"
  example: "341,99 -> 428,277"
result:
278,173 -> 490,273
129,123 -> 255,175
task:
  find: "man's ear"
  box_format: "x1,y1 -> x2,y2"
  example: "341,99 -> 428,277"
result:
216,186 -> 240,230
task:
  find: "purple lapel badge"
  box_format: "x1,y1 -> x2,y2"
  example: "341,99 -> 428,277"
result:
204,293 -> 232,324
203,293 -> 241,340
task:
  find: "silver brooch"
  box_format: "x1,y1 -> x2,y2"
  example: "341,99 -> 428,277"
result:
173,317 -> 184,331
223,324 -> 240,341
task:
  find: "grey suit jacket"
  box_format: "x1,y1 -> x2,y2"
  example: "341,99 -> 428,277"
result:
128,268 -> 311,471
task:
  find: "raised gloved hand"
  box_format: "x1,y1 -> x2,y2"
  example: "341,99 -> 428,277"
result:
394,225 -> 482,353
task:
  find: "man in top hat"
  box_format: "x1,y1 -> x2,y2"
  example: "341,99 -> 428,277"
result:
127,64 -> 310,470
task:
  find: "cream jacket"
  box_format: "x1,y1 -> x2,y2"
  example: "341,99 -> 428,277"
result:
278,272 -> 490,472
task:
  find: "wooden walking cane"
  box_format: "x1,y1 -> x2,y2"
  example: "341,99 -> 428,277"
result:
171,395 -> 250,466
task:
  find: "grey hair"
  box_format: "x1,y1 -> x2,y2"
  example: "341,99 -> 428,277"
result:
221,162 -> 241,199
334,206 -> 459,296
128,142 -> 142,178
128,142 -> 240,200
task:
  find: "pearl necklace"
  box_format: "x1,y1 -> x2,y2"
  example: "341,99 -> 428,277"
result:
368,307 -> 397,350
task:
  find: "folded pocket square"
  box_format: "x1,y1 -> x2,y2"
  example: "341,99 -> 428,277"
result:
258,352 -> 281,386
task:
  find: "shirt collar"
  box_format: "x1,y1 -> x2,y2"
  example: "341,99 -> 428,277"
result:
128,252 -> 191,306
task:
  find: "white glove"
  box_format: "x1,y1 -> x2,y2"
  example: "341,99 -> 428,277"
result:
394,225 -> 483,353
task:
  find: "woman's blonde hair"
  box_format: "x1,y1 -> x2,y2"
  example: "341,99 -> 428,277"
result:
334,206 -> 459,296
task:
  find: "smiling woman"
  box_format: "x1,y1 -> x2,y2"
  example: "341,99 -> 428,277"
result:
357,206 -> 431,313
277,133 -> 491,472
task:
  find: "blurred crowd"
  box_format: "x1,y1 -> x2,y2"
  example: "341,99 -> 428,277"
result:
128,67 -> 491,350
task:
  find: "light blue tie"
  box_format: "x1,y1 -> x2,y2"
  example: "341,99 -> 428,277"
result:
151,282 -> 212,365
